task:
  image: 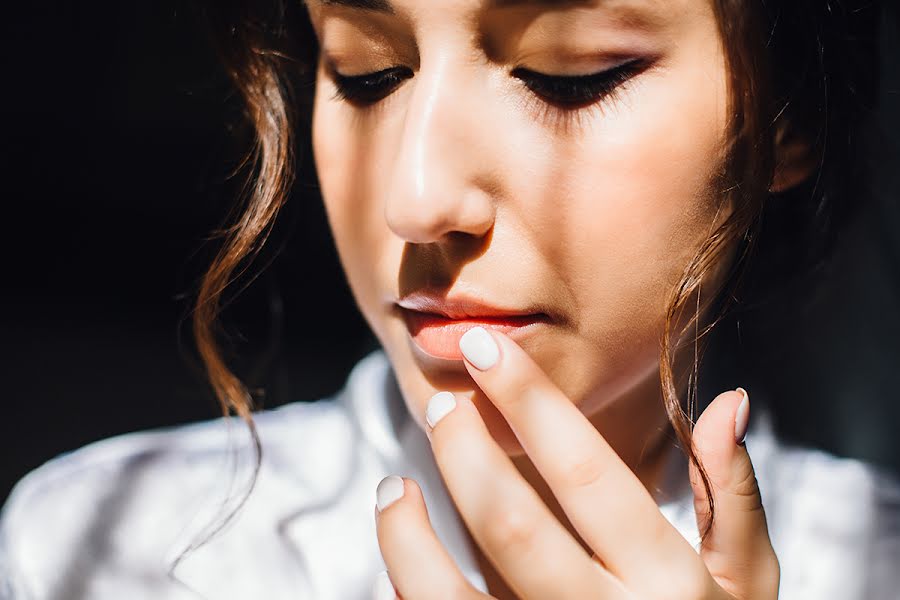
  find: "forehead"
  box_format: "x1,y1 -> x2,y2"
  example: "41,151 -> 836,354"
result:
307,0 -> 675,27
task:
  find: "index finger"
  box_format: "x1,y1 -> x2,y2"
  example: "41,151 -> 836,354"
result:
458,326 -> 699,584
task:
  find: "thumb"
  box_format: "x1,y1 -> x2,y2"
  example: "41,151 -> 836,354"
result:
689,388 -> 780,598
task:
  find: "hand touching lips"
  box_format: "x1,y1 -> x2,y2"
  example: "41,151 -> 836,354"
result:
397,293 -> 552,361
401,310 -> 549,360
372,327 -> 779,600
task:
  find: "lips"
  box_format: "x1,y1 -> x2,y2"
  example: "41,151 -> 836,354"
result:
397,294 -> 550,360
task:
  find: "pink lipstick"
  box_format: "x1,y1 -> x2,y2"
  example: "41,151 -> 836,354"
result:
397,294 -> 549,360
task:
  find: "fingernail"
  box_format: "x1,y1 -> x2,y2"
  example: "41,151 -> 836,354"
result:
426,391 -> 456,428
459,326 -> 499,370
734,387 -> 750,445
376,475 -> 404,512
372,570 -> 397,600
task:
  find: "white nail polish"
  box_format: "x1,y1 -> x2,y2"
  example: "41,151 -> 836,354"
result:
376,475 -> 404,511
372,570 -> 397,600
734,387 -> 750,445
459,326 -> 499,370
426,391 -> 457,428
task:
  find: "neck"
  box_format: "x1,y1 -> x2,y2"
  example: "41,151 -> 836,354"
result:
512,366 -> 676,550
465,360 -> 689,598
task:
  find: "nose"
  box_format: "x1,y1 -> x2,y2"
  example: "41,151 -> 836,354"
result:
384,56 -> 496,244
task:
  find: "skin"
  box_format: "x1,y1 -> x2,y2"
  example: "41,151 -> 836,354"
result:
304,0 -> 781,597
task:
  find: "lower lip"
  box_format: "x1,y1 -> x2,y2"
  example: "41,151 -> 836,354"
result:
401,309 -> 548,360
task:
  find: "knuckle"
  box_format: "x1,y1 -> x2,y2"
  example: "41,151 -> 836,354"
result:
558,451 -> 608,490
499,382 -> 539,413
731,464 -> 761,501
730,466 -> 767,517
484,506 -> 539,553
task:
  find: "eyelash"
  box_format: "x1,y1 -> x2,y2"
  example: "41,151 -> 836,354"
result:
329,59 -> 647,119
330,66 -> 414,105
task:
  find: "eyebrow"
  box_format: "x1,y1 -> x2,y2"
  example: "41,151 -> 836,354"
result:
317,0 -> 394,12
316,0 -> 598,14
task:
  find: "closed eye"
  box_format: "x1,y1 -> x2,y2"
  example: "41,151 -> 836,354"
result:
511,58 -> 648,109
328,58 -> 648,111
329,65 -> 414,105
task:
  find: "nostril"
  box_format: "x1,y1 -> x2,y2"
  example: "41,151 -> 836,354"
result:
385,207 -> 455,244
385,193 -> 494,244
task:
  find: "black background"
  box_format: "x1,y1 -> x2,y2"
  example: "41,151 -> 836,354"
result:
1,2 -> 899,502
0,1 -> 377,501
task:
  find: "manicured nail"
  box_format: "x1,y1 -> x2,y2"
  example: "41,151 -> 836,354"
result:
734,387 -> 750,445
372,570 -> 397,600
426,391 -> 457,428
376,475 -> 404,512
459,326 -> 499,370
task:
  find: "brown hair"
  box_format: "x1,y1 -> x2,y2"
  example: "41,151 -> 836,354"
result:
191,0 -> 879,551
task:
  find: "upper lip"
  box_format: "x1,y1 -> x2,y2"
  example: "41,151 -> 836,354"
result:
396,292 -> 546,320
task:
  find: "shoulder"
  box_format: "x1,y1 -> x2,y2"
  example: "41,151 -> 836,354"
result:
0,387 -> 354,530
0,401 -> 346,599
1,348 -> 396,529
0,350 -> 396,600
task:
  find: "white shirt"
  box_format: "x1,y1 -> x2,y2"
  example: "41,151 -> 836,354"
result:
1,350 -> 899,599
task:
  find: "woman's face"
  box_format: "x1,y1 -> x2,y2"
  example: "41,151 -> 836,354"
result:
306,0 -> 732,454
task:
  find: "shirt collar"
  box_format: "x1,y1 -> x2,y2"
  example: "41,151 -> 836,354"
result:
341,349 -> 489,591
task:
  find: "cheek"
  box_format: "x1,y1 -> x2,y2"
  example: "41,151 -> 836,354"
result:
523,47 -> 729,381
314,101 -> 424,360
574,80 -> 726,298
312,93 -> 390,330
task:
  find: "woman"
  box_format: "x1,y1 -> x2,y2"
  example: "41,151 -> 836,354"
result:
2,0 -> 897,598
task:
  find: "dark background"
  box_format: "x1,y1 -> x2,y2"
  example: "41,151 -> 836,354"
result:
1,2 -> 899,502
0,1 -> 378,502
